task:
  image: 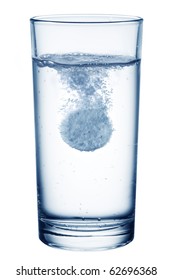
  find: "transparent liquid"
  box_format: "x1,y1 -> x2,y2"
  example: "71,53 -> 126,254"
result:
32,53 -> 140,249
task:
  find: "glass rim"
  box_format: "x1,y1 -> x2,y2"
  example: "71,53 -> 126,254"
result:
30,14 -> 143,24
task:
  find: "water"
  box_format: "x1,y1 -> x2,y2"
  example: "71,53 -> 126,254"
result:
32,53 -> 140,249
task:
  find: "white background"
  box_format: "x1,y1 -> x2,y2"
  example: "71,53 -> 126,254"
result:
1,0 -> 173,279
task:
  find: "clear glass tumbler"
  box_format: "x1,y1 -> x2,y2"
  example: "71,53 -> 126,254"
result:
30,14 -> 143,250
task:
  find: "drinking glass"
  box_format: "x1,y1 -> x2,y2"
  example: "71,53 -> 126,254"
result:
30,14 -> 143,250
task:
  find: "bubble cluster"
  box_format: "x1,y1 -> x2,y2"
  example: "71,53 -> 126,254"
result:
60,66 -> 106,97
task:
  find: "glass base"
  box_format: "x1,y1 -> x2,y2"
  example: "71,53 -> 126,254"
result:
39,217 -> 134,251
